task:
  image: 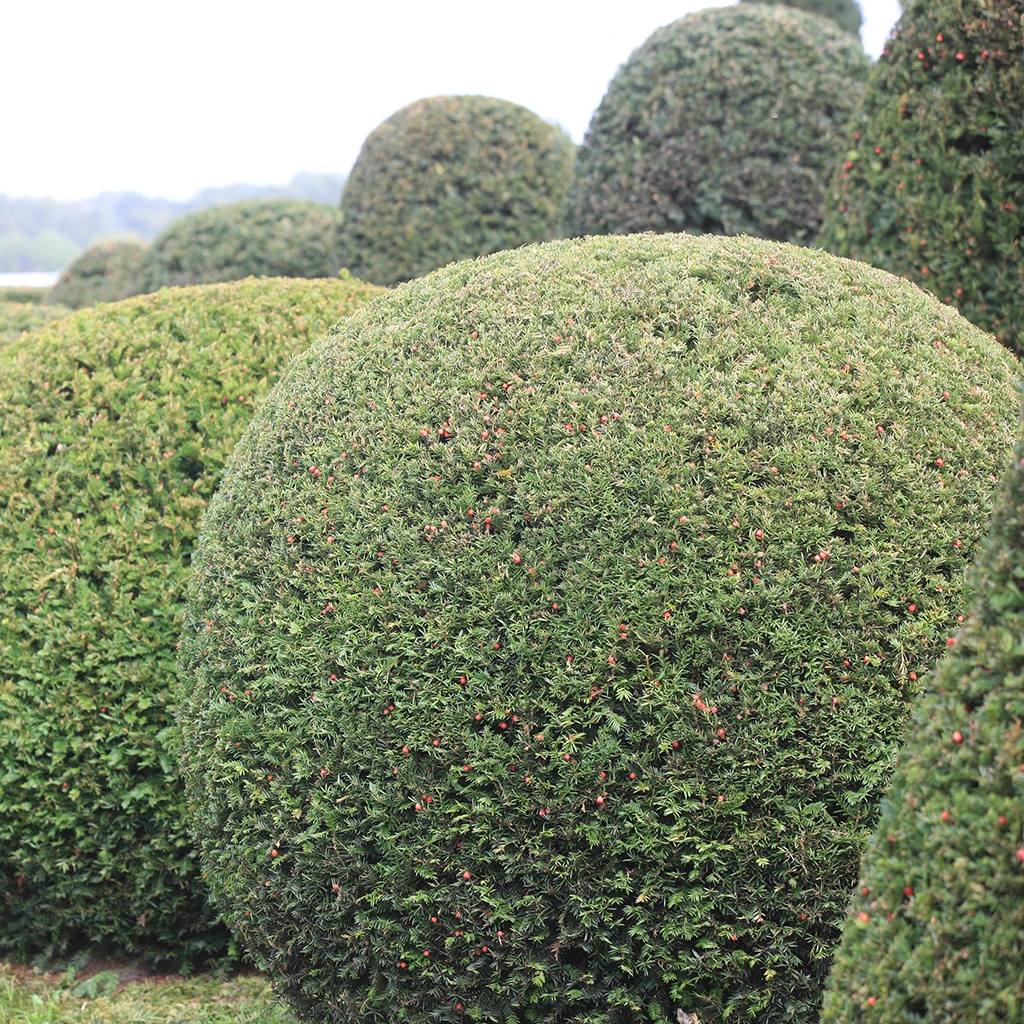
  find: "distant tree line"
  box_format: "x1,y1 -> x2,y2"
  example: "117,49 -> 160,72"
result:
0,171 -> 346,272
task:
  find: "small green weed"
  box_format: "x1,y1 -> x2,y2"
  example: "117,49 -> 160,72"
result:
0,962 -> 293,1024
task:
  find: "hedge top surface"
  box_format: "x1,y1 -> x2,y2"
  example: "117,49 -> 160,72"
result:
0,300 -> 70,345
818,0 -> 1024,356
820,436 -> 1024,1022
178,233 -> 1021,1023
137,200 -> 346,294
337,95 -> 576,286
0,275 -> 385,967
565,4 -> 869,244
48,238 -> 149,309
737,0 -> 863,36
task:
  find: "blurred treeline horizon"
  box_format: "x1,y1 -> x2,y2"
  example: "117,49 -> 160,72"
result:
0,171 -> 346,273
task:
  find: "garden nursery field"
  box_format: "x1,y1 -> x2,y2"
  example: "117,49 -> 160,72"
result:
0,0 -> 1022,1022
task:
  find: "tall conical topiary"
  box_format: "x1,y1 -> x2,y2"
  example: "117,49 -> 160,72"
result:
136,200 -> 346,294
47,238 -> 148,309
818,0 -> 1024,356
820,434 -> 1024,1021
337,95 -> 576,287
565,5 -> 869,244
738,0 -> 863,36
177,233 -> 1022,1023
0,275 -> 384,968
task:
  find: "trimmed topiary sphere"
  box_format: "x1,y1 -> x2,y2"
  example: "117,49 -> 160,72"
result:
818,0 -> 1024,356
48,238 -> 149,309
337,95 -> 576,287
136,200 -> 346,294
565,5 -> 869,245
820,438 -> 1024,1022
0,275 -> 385,968
177,233 -> 1021,1022
738,0 -> 863,36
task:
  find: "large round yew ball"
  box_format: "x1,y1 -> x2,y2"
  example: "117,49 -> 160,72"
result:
177,233 -> 1021,1022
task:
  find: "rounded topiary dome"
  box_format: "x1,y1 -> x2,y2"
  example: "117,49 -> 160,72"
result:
337,95 -> 576,286
820,439 -> 1024,1023
136,200 -> 346,294
177,233 -> 1021,1023
47,238 -> 149,309
818,0 -> 1024,356
737,0 -> 863,36
565,5 -> 869,244
0,275 -> 384,967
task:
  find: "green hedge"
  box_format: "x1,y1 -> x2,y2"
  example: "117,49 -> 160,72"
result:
565,5 -> 868,245
136,200 -> 346,294
818,0 -> 1024,356
338,95 -> 576,286
737,0 -> 863,36
0,287 -> 49,304
0,301 -> 70,346
0,275 -> 384,969
47,239 -> 148,309
820,432 -> 1024,1022
177,233 -> 1020,1022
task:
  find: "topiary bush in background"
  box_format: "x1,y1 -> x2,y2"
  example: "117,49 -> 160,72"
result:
737,0 -> 863,36
0,275 -> 385,968
136,200 -> 346,294
177,233 -> 1020,1023
47,238 -> 149,309
818,0 -> 1024,357
337,95 -> 576,287
820,437 -> 1024,1022
565,6 -> 869,245
0,300 -> 70,345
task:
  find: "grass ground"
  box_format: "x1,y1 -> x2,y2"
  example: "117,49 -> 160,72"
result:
0,956 -> 294,1024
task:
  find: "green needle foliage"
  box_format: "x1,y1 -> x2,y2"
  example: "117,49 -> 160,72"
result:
820,438 -> 1024,1022
0,301 -> 70,346
565,5 -> 868,244
818,0 -> 1024,356
177,233 -> 1021,1023
338,95 -> 576,286
137,201 -> 346,294
0,276 -> 385,969
737,0 -> 864,36
48,239 -> 149,310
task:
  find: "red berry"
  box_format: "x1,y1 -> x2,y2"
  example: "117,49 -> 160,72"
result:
271,849 -> 278,857
463,871 -> 471,879
904,886 -> 914,897
858,911 -> 869,922
952,731 -> 963,743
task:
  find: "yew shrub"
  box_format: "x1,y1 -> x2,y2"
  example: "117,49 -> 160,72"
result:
177,234 -> 1019,1021
566,6 -> 868,245
0,275 -> 384,968
821,435 -> 1024,1022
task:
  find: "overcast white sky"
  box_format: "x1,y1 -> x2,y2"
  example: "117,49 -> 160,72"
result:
3,0 -> 902,202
